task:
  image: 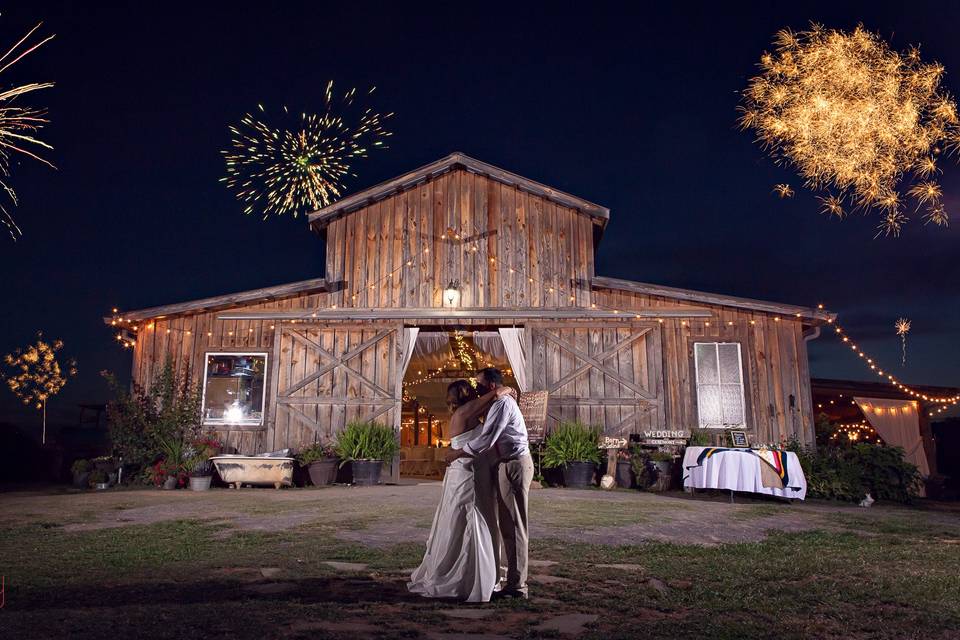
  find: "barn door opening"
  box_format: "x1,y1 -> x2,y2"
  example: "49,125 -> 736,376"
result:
529,322 -> 665,437
398,328 -> 519,479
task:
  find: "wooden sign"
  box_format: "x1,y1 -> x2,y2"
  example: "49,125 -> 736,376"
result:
518,390 -> 549,443
599,436 -> 628,449
638,429 -> 690,445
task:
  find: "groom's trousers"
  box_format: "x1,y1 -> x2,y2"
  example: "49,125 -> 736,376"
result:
476,451 -> 533,594
498,453 -> 534,594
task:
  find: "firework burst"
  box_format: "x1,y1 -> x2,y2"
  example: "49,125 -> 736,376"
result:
894,317 -> 911,366
221,81 -> 392,218
0,21 -> 56,241
740,24 -> 958,237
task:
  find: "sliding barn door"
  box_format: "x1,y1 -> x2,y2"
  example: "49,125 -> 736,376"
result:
529,323 -> 665,436
269,323 -> 403,450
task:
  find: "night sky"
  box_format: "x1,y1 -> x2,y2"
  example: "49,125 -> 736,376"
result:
2,1 -> 958,428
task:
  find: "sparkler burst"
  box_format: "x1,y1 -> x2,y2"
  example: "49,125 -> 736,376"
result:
895,317 -> 911,366
221,81 -> 392,219
0,21 -> 56,241
740,24 -> 958,237
773,183 -> 794,198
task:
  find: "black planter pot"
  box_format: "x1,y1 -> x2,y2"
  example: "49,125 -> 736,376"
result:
615,460 -> 635,488
562,461 -> 596,488
350,460 -> 383,486
307,459 -> 339,486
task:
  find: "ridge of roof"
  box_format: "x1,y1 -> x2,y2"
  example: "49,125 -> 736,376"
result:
307,152 -> 610,230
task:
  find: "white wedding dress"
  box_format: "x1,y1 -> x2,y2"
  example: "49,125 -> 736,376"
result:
407,427 -> 497,602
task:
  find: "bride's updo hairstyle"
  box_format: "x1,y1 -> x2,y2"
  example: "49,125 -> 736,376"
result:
446,379 -> 478,407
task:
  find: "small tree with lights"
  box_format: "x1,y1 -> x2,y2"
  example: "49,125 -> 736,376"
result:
2,332 -> 77,444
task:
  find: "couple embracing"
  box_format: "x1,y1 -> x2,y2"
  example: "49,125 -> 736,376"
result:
407,367 -> 534,602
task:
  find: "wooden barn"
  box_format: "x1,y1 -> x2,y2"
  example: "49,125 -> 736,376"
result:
106,153 -> 835,473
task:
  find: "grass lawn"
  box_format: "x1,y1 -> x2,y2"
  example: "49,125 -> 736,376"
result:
0,484 -> 958,640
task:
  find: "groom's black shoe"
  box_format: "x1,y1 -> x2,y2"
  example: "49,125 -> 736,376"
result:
492,588 -> 528,601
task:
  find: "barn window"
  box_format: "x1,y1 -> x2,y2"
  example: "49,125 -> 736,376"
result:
201,353 -> 267,425
693,342 -> 746,429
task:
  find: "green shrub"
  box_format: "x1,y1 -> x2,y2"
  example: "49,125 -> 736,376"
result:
541,422 -> 602,468
789,440 -> 922,503
70,459 -> 91,475
88,469 -> 109,486
334,421 -> 399,465
297,442 -> 338,464
101,358 -> 202,482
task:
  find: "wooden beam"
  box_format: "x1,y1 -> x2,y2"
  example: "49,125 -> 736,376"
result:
307,152 -> 610,230
110,277 -> 328,322
217,306 -> 713,321
592,276 -> 836,322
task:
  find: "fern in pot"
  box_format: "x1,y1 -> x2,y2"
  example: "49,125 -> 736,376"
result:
541,422 -> 602,488
334,421 -> 399,486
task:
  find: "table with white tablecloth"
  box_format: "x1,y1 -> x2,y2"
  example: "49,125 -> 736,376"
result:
682,446 -> 807,500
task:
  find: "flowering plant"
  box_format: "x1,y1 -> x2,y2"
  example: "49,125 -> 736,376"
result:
297,441 -> 338,464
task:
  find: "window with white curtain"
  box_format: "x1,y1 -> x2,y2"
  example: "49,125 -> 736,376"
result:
694,342 -> 746,429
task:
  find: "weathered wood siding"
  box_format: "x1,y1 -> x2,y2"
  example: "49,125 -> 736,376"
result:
323,169 -> 599,310
130,292 -> 330,453
592,286 -> 815,446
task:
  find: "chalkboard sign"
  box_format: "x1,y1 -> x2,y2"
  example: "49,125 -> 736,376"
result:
518,390 -> 549,443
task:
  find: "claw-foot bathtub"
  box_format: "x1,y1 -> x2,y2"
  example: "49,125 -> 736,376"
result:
211,454 -> 295,489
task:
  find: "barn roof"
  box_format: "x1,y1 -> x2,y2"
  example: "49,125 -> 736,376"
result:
108,277 -> 328,322
592,276 -> 836,323
307,152 -> 610,231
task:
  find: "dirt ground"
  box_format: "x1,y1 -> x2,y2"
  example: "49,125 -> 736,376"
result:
8,481 -> 954,545
2,484 -> 959,640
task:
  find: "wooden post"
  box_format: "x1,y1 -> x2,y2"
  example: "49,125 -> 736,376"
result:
414,402 -> 420,446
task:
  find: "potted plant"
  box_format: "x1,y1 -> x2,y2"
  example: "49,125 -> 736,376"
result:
541,422 -> 602,488
88,469 -> 110,490
71,458 -> 92,488
184,436 -> 220,491
188,459 -> 214,491
334,420 -> 399,486
648,450 -> 675,491
298,442 -> 339,486
615,449 -> 635,488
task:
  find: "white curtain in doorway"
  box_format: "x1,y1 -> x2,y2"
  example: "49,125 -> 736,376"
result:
498,328 -> 529,391
855,397 -> 930,477
400,328 -> 420,378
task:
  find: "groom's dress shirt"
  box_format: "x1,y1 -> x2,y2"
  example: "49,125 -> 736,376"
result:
462,395 -> 529,459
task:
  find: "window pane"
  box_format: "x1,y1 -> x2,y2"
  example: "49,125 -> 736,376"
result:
720,384 -> 745,426
698,384 -> 722,427
695,343 -> 719,384
717,343 -> 742,384
204,354 -> 266,424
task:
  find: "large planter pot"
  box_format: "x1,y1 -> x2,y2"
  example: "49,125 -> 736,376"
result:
350,460 -> 383,486
189,476 -> 212,491
650,460 -> 674,492
307,459 -> 338,486
615,460 -> 635,488
562,461 -> 596,488
162,476 -> 178,490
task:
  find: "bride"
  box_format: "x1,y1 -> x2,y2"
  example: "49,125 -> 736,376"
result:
407,380 -> 513,602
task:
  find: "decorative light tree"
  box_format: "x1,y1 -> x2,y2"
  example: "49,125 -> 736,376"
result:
2,333 -> 76,444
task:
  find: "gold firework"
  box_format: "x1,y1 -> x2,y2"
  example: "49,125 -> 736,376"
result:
0,21 -> 56,241
894,317 -> 911,366
924,203 -> 949,226
773,183 -> 794,198
740,24 -> 958,237
221,81 -> 392,218
817,194 -> 845,218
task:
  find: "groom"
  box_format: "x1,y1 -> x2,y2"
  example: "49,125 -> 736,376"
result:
457,367 -> 534,599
